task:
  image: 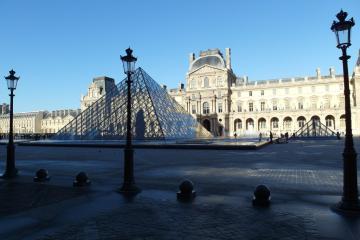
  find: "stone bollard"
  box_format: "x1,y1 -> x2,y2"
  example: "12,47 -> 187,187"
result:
252,184 -> 271,207
73,172 -> 91,187
177,179 -> 196,201
33,169 -> 50,182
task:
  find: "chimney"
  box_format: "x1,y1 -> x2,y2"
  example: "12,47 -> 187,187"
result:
225,48 -> 231,70
189,52 -> 195,69
316,68 -> 321,78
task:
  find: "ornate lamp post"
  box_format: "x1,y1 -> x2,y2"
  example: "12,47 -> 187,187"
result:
1,69 -> 20,179
119,48 -> 141,194
331,10 -> 360,212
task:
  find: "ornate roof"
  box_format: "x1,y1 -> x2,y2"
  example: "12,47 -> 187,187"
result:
190,55 -> 225,71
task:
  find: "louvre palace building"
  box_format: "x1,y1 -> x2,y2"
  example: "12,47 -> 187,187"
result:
168,48 -> 360,137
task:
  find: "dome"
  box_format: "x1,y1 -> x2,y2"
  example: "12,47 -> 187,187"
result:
190,55 -> 225,71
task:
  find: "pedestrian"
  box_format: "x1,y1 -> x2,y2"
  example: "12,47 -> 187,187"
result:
234,132 -> 237,139
336,131 -> 341,140
269,131 -> 273,143
259,133 -> 262,142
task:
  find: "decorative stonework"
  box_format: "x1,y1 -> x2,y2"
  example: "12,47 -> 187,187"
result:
169,48 -> 360,137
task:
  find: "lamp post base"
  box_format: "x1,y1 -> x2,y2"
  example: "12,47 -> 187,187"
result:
1,168 -> 18,179
331,200 -> 360,215
118,183 -> 141,195
118,147 -> 141,195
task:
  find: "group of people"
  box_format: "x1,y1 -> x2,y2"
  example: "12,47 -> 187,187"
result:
269,131 -> 289,144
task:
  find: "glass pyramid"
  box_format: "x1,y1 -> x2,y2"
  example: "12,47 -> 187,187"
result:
294,119 -> 336,137
54,68 -> 212,140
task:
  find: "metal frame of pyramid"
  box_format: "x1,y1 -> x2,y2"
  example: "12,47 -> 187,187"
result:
293,119 -> 337,138
53,68 -> 212,141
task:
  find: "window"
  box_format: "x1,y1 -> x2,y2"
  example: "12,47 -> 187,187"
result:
284,117 -> 292,129
191,94 -> 195,100
204,77 -> 209,88
284,100 -> 290,110
311,86 -> 315,93
340,115 -> 346,128
261,90 -> 264,96
218,102 -> 223,113
298,117 -> 306,128
218,91 -> 222,97
272,119 -> 279,128
261,102 -> 265,111
237,102 -> 242,112
191,105 -> 196,114
190,79 -> 196,89
311,100 -> 317,109
217,76 -> 223,86
259,119 -> 266,129
234,119 -> 242,130
326,118 -> 332,127
249,102 -> 253,112
249,91 -> 252,97
237,91 -> 241,97
298,102 -> 303,109
203,102 -> 209,114
285,88 -> 289,94
298,87 -> 302,94
272,102 -> 277,110
326,85 -> 330,92
273,89 -> 276,95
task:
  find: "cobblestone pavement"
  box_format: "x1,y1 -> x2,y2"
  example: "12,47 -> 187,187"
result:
0,139 -> 360,239
38,197 -> 319,240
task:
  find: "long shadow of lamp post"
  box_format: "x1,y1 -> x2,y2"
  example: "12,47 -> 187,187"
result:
331,10 -> 360,213
1,69 -> 19,179
118,48 -> 141,194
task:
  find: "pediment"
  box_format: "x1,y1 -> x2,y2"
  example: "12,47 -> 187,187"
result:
188,64 -> 226,76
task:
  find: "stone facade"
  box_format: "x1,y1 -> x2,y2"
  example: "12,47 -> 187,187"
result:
0,75 -> 115,134
80,76 -> 116,112
0,103 -> 9,115
0,111 -> 46,134
41,109 -> 81,133
169,48 -> 360,137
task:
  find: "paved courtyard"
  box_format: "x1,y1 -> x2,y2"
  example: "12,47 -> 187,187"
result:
1,139 -> 360,239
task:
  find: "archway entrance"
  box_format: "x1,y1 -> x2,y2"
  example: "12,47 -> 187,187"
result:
202,119 -> 211,132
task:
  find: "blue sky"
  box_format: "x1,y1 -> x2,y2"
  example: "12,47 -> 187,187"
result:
0,0 -> 359,112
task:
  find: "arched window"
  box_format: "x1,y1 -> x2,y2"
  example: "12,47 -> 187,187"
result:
246,118 -> 254,130
311,116 -> 320,126
203,102 -> 209,114
202,119 -> 211,131
283,117 -> 292,129
325,115 -> 335,129
234,119 -> 242,131
271,117 -> 279,129
340,115 -> 346,129
297,116 -> 306,128
204,77 -> 209,88
258,118 -> 266,129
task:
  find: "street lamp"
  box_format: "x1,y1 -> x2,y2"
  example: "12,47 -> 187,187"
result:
1,69 -> 19,179
331,10 -> 360,213
118,47 -> 141,194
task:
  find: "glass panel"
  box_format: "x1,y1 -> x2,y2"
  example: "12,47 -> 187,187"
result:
53,68 -> 212,140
